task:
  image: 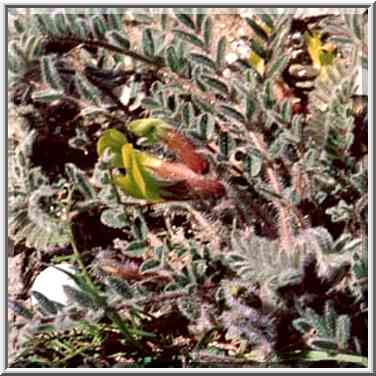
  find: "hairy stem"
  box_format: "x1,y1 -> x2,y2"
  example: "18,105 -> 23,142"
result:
56,35 -> 299,249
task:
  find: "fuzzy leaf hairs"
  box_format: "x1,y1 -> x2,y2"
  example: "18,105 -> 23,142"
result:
97,118 -> 224,202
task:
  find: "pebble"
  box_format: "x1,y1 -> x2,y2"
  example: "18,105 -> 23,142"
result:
30,263 -> 79,307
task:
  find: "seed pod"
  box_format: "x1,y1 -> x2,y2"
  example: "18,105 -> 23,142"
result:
162,129 -> 209,174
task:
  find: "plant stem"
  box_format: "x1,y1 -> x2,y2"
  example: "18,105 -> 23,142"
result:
68,223 -> 144,349
67,223 -> 95,289
55,36 -> 161,67
64,188 -> 144,349
106,308 -> 144,351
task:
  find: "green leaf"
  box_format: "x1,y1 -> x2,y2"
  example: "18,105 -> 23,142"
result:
263,79 -> 275,109
97,183 -> 118,205
341,238 -> 362,254
192,66 -> 208,92
91,15 -> 107,39
166,43 -> 187,74
24,35 -> 42,61
64,12 -> 83,35
190,53 -> 216,71
243,153 -> 263,177
201,75 -> 228,96
97,129 -> 128,168
293,318 -> 313,334
75,73 -> 101,105
13,17 -> 25,33
80,106 -> 108,118
31,89 -> 64,103
250,39 -> 268,59
106,30 -> 130,50
32,291 -> 58,315
140,258 -> 161,273
281,100 -> 292,123
220,104 -> 245,123
219,131 -> 231,159
34,13 -> 57,35
195,10 -> 207,33
174,30 -> 205,49
142,93 -> 162,110
126,240 -> 148,256
8,51 -> 24,74
336,315 -> 351,351
107,277 -> 133,299
65,163 -> 96,200
63,285 -> 98,309
287,350 -> 367,367
182,102 -> 194,128
216,36 -> 226,69
324,301 -> 336,338
203,16 -> 213,48
100,208 -> 128,229
308,337 -> 338,352
142,28 -> 155,58
352,252 -> 368,280
326,200 -> 353,222
40,56 -> 64,91
107,9 -> 123,31
305,308 -> 329,337
192,96 -> 215,114
174,10 -> 195,30
76,19 -> 90,39
259,13 -> 274,30
245,96 -> 256,121
9,41 -> 26,68
197,113 -> 215,141
245,17 -> 269,41
166,46 -> 181,73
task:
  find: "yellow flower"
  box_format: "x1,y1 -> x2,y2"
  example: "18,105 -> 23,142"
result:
304,31 -> 336,80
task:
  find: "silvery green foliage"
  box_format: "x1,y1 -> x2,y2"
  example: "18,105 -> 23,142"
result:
225,225 -> 359,286
92,150 -> 129,229
8,32 -> 43,86
307,61 -> 358,159
320,12 -> 368,69
8,9 -> 368,366
293,300 -> 363,355
8,110 -> 70,251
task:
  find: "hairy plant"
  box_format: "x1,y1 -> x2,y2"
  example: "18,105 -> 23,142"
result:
8,8 -> 368,368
